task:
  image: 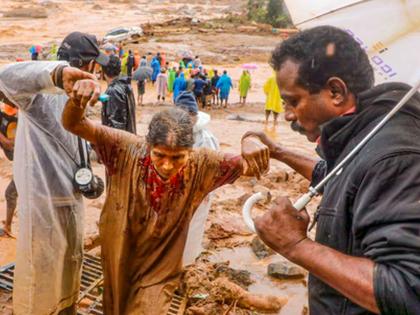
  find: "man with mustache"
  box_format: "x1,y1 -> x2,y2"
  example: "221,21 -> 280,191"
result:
247,25 -> 420,315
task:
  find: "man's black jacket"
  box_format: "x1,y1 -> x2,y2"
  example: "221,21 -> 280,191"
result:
102,76 -> 136,134
309,82 -> 420,315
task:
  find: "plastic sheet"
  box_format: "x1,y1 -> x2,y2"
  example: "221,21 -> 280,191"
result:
0,61 -> 85,315
183,111 -> 219,266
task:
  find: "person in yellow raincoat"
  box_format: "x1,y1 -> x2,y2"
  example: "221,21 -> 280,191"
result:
121,52 -> 128,76
207,68 -> 215,80
263,75 -> 283,126
239,70 -> 252,106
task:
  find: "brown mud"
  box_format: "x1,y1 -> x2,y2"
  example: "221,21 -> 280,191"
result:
0,1 -> 316,314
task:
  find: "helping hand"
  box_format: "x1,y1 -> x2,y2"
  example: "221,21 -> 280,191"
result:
62,67 -> 97,96
70,79 -> 101,109
254,196 -> 310,259
241,136 -> 270,179
243,131 -> 279,153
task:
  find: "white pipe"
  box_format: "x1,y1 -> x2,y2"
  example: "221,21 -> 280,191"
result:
242,192 -> 264,233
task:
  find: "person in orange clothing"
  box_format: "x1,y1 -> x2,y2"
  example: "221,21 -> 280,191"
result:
133,50 -> 140,71
0,103 -> 18,237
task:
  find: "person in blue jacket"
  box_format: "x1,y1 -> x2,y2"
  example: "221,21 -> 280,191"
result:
151,57 -> 161,84
173,72 -> 187,102
216,70 -> 233,108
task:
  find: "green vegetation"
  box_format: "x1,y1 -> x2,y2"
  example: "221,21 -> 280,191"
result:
247,0 -> 293,28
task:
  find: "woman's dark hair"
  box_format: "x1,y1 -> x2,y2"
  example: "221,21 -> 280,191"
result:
146,108 -> 194,148
270,25 -> 374,95
102,55 -> 121,78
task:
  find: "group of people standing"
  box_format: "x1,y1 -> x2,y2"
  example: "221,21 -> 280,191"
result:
0,30 -> 271,315
102,44 -> 284,125
2,24 -> 420,315
108,46 -> 256,109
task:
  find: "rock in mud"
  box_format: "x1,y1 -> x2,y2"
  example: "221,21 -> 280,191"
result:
267,170 -> 289,183
206,223 -> 234,240
267,261 -> 306,279
226,113 -> 246,121
251,236 -> 274,259
214,262 -> 253,289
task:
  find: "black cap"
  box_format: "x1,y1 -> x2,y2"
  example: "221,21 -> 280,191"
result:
58,32 -> 109,67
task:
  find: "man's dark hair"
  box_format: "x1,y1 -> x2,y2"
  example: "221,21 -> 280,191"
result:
146,108 -> 194,148
102,55 -> 121,78
223,70 -> 227,75
270,26 -> 374,95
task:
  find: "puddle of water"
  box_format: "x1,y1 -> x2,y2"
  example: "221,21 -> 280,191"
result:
209,246 -> 307,315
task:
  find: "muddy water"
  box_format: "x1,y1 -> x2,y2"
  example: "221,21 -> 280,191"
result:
0,0 -> 241,47
209,247 -> 308,315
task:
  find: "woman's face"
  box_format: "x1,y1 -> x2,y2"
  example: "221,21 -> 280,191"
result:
150,145 -> 191,180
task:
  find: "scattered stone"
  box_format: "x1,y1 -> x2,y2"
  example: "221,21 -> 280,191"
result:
268,170 -> 289,183
226,113 -> 246,121
92,4 -> 103,9
267,261 -> 306,279
251,236 -> 275,259
214,262 -> 253,289
206,223 -> 234,240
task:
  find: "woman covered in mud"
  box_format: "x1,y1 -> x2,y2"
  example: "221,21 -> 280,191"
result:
62,80 -> 269,315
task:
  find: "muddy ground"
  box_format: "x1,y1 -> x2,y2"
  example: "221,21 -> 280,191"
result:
0,1 -> 320,314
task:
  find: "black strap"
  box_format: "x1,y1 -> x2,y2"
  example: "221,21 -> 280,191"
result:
77,136 -> 87,168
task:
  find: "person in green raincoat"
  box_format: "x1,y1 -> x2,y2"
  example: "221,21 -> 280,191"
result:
167,67 -> 177,94
238,70 -> 252,106
48,43 -> 58,60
